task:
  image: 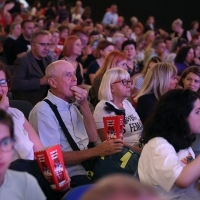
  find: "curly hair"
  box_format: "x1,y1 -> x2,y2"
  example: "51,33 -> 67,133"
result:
140,89 -> 198,152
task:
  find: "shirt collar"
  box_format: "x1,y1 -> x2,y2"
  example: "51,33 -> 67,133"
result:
46,90 -> 71,109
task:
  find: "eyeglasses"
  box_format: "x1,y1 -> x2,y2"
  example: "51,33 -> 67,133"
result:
32,42 -> 51,47
112,79 -> 133,86
0,79 -> 9,87
0,136 -> 14,152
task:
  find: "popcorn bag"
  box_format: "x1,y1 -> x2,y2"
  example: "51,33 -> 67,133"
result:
103,115 -> 124,140
35,144 -> 70,191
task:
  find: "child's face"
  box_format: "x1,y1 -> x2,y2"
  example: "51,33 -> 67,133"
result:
0,123 -> 13,180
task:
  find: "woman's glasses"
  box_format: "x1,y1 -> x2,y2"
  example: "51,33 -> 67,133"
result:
0,136 -> 14,152
0,79 -> 9,87
112,79 -> 133,86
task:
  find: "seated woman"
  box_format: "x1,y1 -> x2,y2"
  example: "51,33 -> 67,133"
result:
174,46 -> 194,76
132,56 -> 162,96
134,62 -> 178,123
0,109 -> 46,199
89,51 -> 127,108
85,40 -> 114,85
61,35 -> 84,87
121,40 -> 139,77
138,89 -> 200,199
0,62 -> 44,160
93,68 -> 143,152
178,66 -> 200,157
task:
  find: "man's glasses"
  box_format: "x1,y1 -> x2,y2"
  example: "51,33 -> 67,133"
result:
0,79 -> 9,87
112,79 -> 133,86
33,42 -> 51,47
0,136 -> 14,152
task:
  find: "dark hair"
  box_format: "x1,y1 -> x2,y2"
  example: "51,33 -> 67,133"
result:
21,20 -> 33,29
121,40 -> 136,50
179,66 -> 200,89
174,46 -> 192,63
94,40 -> 114,58
140,89 -> 199,152
0,109 -> 14,139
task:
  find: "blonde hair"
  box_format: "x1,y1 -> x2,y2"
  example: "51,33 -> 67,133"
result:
98,68 -> 130,101
135,62 -> 177,102
95,50 -> 127,78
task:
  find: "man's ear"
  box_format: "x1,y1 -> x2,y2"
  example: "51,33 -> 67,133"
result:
48,77 -> 57,88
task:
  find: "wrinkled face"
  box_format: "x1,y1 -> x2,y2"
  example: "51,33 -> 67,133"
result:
111,78 -> 132,99
168,75 -> 178,90
0,123 -> 13,181
31,35 -> 50,59
51,63 -> 77,101
183,72 -> 200,92
123,44 -> 136,60
72,39 -> 83,56
100,45 -> 114,58
23,22 -> 35,39
187,98 -> 200,134
185,48 -> 194,63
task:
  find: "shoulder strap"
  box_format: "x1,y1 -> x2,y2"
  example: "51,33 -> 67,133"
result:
43,99 -> 80,151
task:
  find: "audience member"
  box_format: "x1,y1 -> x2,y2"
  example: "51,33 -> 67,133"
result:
102,4 -> 118,26
0,109 -> 46,199
190,20 -> 199,37
94,68 -> 143,152
3,22 -> 21,65
138,89 -> 200,199
135,62 -> 177,123
11,20 -> 35,64
29,60 -> 123,187
89,51 -> 127,107
12,30 -> 52,106
85,40 -> 114,85
112,33 -> 126,52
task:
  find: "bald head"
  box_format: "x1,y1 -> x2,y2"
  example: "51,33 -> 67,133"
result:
45,60 -> 74,79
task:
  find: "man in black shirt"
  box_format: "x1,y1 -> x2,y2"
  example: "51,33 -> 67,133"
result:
12,30 -> 52,105
10,20 -> 35,64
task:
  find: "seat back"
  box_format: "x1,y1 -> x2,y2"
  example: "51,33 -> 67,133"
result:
9,100 -> 33,120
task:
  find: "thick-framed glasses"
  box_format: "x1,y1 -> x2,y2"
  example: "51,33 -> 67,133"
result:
112,79 -> 133,86
32,42 -> 51,47
0,79 -> 9,87
0,136 -> 14,152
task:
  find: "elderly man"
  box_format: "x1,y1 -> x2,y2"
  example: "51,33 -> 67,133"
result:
12,30 -> 52,105
29,60 -> 123,186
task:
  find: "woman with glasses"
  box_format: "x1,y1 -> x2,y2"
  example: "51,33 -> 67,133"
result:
89,51 -> 127,108
138,89 -> 200,199
134,62 -> 178,123
0,109 -> 46,199
0,62 -> 44,161
93,68 -> 143,151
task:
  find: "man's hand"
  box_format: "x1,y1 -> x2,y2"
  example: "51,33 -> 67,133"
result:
70,86 -> 88,105
0,94 -> 9,111
96,139 -> 123,156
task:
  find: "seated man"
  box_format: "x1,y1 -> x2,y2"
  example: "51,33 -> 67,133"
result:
29,60 -> 123,186
12,30 -> 52,106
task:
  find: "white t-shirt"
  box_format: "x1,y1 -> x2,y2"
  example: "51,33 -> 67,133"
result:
93,100 -> 143,146
7,107 -> 34,160
138,137 -> 200,200
0,170 -> 46,200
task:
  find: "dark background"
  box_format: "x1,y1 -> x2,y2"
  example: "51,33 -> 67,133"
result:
27,0 -> 199,32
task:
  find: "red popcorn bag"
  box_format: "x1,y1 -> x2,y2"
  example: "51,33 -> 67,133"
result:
103,115 -> 124,140
35,144 -> 70,191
